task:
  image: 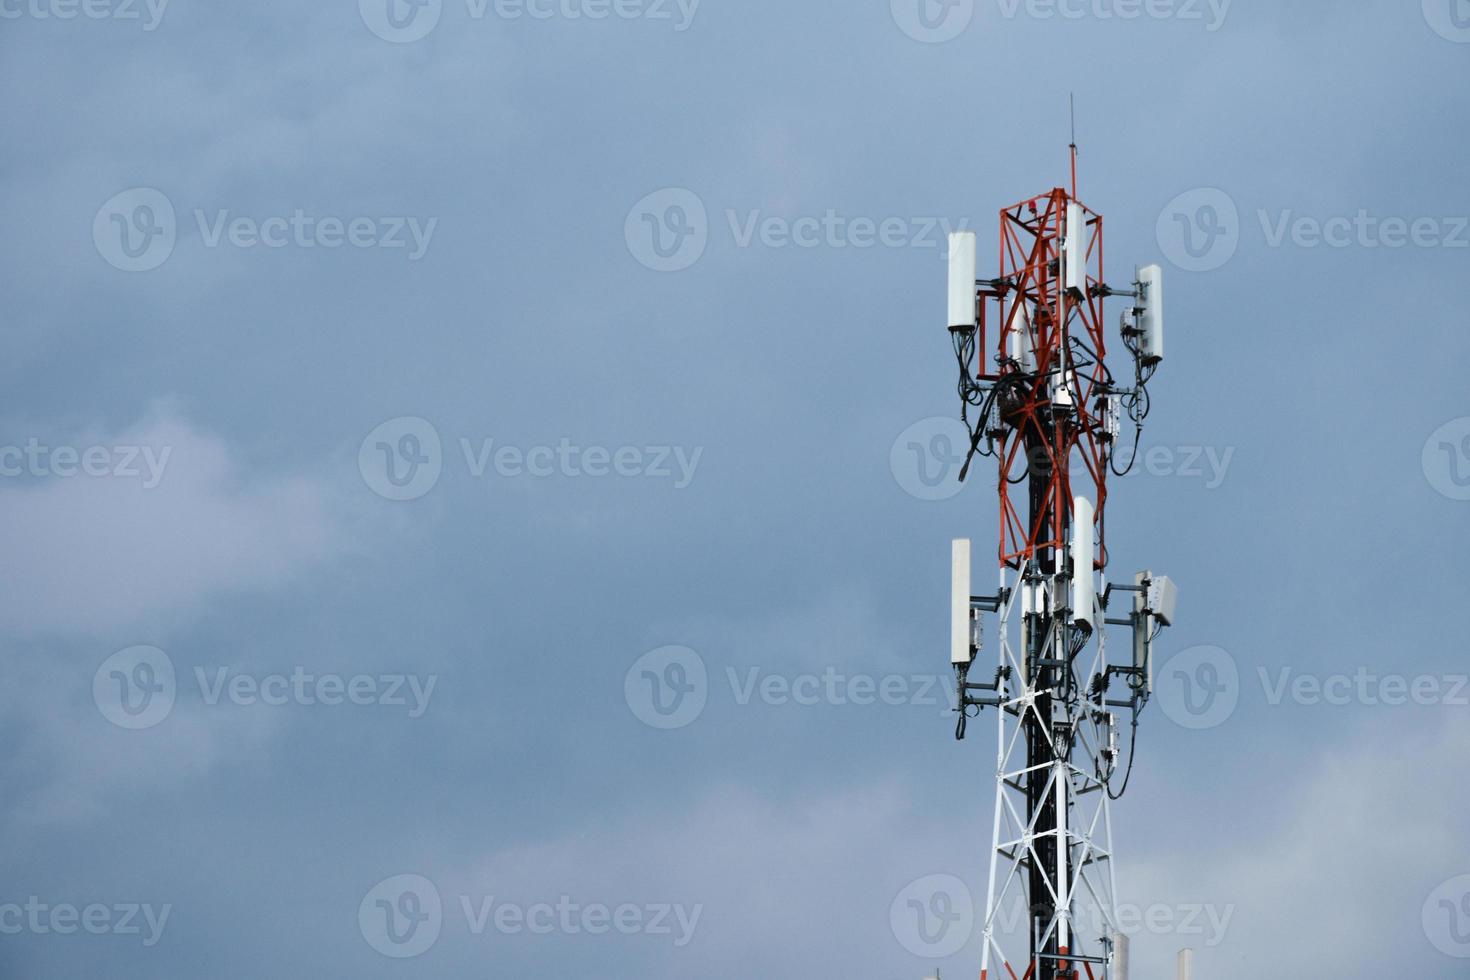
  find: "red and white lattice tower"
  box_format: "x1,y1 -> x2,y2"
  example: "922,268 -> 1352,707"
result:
946,145 -> 1178,980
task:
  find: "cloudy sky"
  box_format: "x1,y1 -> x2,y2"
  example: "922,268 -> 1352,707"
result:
1,0 -> 1469,977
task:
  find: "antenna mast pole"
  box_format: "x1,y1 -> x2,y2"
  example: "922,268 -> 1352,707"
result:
944,124 -> 1178,980
1069,94 -> 1078,199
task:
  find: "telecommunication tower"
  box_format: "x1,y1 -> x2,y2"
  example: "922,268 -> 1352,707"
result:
945,138 -> 1178,980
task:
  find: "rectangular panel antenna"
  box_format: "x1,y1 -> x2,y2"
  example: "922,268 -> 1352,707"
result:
951,539 -> 973,665
1071,496 -> 1095,628
1064,203 -> 1085,293
1137,264 -> 1164,364
1133,569 -> 1153,692
1008,299 -> 1036,372
1149,575 -> 1178,627
948,232 -> 978,330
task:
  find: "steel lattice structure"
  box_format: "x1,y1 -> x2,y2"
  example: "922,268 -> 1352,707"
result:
974,567 -> 1121,980
947,149 -> 1177,980
989,190 -> 1110,571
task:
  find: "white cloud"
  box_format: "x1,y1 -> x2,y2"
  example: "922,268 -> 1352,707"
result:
0,651 -> 280,827
0,406 -> 349,829
426,709 -> 1470,980
437,781 -> 974,978
0,407 -> 343,638
1126,710 -> 1470,978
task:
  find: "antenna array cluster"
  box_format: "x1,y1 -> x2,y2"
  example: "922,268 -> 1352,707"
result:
940,148 -> 1181,980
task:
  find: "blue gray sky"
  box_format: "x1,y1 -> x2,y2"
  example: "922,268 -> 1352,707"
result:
2,1 -> 1469,978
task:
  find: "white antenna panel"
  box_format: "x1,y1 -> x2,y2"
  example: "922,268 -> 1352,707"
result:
1008,299 -> 1036,371
948,232 -> 977,330
1071,496 -> 1096,628
1137,264 -> 1164,364
1064,202 -> 1085,292
1148,575 -> 1179,627
951,539 -> 973,665
1133,569 -> 1153,689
